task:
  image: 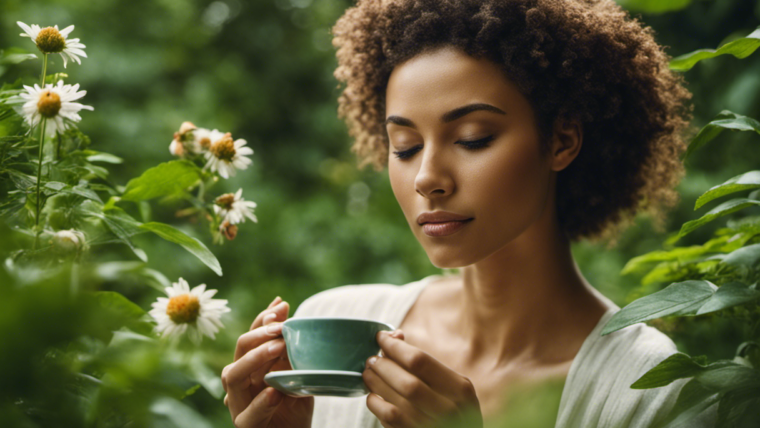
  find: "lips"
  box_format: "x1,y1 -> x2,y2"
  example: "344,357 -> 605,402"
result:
417,211 -> 473,225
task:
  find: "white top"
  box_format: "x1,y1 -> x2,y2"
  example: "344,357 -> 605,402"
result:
291,274 -> 718,428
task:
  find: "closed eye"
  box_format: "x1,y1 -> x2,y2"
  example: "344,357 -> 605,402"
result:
392,135 -> 494,160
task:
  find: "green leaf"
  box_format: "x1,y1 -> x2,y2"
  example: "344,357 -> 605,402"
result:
616,0 -> 692,14
188,354 -> 225,399
0,47 -> 38,65
122,160 -> 200,202
658,378 -> 721,428
716,389 -> 760,428
139,222 -> 222,276
44,181 -> 103,203
695,171 -> 760,210
77,200 -> 148,261
676,198 -> 760,241
84,151 -> 123,164
670,27 -> 760,71
90,291 -> 146,319
696,364 -> 760,393
722,243 -> 760,267
631,353 -> 707,389
601,280 -> 718,335
697,282 -> 760,315
683,110 -> 760,161
621,236 -> 732,275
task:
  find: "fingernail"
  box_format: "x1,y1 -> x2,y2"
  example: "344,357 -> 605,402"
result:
368,356 -> 378,365
264,313 -> 277,322
391,329 -> 403,337
273,296 -> 282,305
268,341 -> 285,355
265,322 -> 282,336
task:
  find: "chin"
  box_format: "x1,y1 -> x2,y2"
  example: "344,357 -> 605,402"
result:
422,246 -> 476,269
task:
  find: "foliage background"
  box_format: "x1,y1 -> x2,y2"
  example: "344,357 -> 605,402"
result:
1,0 -> 760,426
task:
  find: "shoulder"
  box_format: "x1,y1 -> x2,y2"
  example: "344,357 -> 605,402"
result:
559,316 -> 717,427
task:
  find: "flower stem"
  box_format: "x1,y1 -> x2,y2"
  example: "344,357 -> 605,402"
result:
33,118 -> 48,249
39,53 -> 48,86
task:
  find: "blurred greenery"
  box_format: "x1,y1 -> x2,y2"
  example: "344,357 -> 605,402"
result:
2,0 -> 760,426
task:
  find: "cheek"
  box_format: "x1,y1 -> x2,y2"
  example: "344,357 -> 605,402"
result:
388,160 -> 416,220
467,141 -> 550,236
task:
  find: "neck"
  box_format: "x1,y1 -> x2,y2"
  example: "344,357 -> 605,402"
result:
450,202 -> 608,371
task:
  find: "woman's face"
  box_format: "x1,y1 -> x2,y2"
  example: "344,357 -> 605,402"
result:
386,46 -> 568,268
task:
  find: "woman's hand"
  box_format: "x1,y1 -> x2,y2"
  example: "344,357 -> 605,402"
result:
221,297 -> 314,428
363,329 -> 483,428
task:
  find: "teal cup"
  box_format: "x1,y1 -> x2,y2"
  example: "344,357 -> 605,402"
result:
282,317 -> 395,373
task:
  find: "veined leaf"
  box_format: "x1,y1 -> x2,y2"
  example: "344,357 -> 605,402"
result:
621,235 -> 732,276
601,280 -> 717,335
44,181 -> 102,203
77,200 -> 147,261
0,47 -> 38,65
122,160 -> 200,202
140,222 -> 222,276
670,26 -> 760,71
697,282 -> 760,315
658,378 -> 720,428
631,353 -> 708,389
676,198 -> 760,241
683,110 -> 760,160
695,171 -> 760,210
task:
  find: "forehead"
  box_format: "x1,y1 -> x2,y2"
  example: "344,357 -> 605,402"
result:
385,47 -> 527,118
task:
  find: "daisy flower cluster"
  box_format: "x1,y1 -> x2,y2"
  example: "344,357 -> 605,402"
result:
169,121 -> 253,179
169,121 -> 258,244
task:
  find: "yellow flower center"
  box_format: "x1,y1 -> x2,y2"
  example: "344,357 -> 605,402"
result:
35,27 -> 66,53
166,294 -> 201,324
215,193 -> 235,209
210,133 -> 236,161
37,90 -> 62,118
199,137 -> 211,149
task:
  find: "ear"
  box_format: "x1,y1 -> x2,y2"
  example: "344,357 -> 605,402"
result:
549,116 -> 582,172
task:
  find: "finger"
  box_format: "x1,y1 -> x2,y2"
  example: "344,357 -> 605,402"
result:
377,331 -> 469,400
233,387 -> 285,428
365,357 -> 454,420
367,391 -> 421,428
363,366 -> 434,425
235,320 -> 285,361
226,338 -> 286,416
250,300 -> 290,331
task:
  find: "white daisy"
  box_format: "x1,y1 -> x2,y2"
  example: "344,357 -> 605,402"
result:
203,129 -> 253,179
17,80 -> 93,137
17,21 -> 87,68
214,188 -> 258,225
149,278 -> 231,345
169,121 -> 200,157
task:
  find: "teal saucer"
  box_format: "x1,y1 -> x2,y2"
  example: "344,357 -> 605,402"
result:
264,370 -> 369,398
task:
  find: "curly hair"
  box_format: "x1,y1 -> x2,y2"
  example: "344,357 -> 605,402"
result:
330,0 -> 694,245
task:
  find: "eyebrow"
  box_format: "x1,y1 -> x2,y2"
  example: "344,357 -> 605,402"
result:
384,103 -> 507,129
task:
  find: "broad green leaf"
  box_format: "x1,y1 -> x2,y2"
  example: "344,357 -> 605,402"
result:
601,280 -> 718,335
94,261 -> 171,292
621,235 -> 733,276
696,364 -> 760,393
77,200 -> 148,261
695,171 -> 760,210
188,354 -> 225,399
683,111 -> 760,160
697,282 -> 760,315
85,151 -> 123,164
716,389 -> 760,428
44,181 -> 102,203
659,378 -> 721,428
722,243 -> 760,267
122,160 -> 200,202
89,291 -> 146,319
150,397 -> 213,428
676,198 -> 760,241
617,0 -> 692,13
631,353 -> 707,389
670,27 -> 760,71
0,47 -> 38,65
139,222 -> 222,276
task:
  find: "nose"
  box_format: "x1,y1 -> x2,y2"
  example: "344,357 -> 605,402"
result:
414,144 -> 454,199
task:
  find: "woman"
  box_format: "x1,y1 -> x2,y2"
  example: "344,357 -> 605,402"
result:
222,0 -> 717,427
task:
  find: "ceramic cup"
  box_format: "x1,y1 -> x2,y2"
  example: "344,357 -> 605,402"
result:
282,317 -> 395,373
